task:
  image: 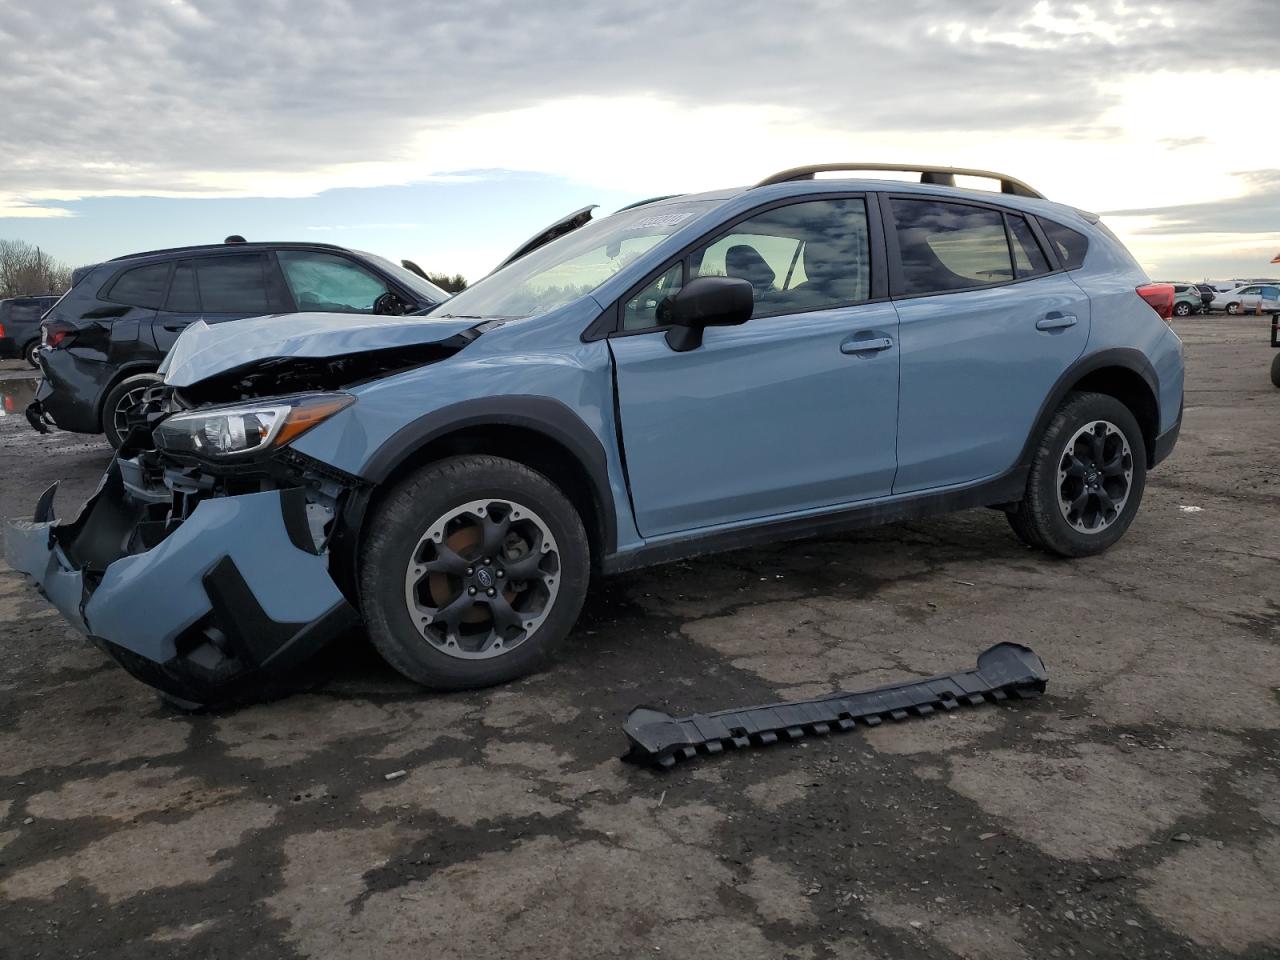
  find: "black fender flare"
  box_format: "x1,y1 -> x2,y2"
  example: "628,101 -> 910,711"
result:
1017,347 -> 1161,468
358,395 -> 618,555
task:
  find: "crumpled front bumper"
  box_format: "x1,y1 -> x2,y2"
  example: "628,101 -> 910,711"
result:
4,460 -> 358,704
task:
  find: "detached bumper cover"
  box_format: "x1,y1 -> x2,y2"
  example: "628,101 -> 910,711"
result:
4,461 -> 358,703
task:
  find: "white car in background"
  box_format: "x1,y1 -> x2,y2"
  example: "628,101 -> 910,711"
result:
1213,283 -> 1280,314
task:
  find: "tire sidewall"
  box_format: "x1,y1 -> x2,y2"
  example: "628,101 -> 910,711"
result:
1028,393 -> 1148,557
359,456 -> 590,689
24,341 -> 40,368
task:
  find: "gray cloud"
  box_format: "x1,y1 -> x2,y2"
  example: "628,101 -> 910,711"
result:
1105,169 -> 1280,234
0,0 -> 1275,202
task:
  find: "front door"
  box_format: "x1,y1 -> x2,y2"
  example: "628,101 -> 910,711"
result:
609,196 -> 900,538
886,196 -> 1091,492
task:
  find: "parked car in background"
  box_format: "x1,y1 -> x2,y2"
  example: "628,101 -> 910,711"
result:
29,241 -> 450,447
1213,283 -> 1280,315
0,295 -> 60,367
6,163 -> 1185,705
1166,283 -> 1203,317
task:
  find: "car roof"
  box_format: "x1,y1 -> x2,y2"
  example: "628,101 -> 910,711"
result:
107,241 -> 359,264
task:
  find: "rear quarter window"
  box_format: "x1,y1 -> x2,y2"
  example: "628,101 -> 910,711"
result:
1037,218 -> 1090,270
106,262 -> 172,309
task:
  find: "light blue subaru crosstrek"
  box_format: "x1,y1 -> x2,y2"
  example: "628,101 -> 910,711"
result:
5,164 -> 1184,705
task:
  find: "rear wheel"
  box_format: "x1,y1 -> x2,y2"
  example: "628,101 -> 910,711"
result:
23,340 -> 40,369
101,373 -> 161,449
1007,392 -> 1147,557
1173,301 -> 1192,317
359,455 -> 590,690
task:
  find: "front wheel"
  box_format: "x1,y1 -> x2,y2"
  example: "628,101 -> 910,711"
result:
101,372 -> 162,449
359,455 -> 590,690
1007,392 -> 1147,557
1226,302 -> 1241,315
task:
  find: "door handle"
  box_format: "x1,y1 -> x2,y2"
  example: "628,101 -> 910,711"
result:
162,322 -> 192,332
1036,313 -> 1078,331
841,335 -> 894,354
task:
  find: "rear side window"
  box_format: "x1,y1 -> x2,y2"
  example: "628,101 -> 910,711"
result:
107,263 -> 171,309
165,263 -> 200,312
892,199 -> 1012,294
1037,218 -> 1090,270
6,301 -> 48,322
1007,215 -> 1050,278
194,255 -> 272,314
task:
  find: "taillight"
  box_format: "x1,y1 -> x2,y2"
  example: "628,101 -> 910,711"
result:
1136,283 -> 1175,321
42,319 -> 76,349
0,322 -> 6,338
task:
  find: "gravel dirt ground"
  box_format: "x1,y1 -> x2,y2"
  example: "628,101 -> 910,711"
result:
1,314 -> 1277,960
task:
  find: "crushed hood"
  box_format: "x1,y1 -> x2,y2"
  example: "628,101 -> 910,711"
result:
160,312 -> 482,387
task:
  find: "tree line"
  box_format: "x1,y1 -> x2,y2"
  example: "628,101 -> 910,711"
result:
0,239 -> 75,299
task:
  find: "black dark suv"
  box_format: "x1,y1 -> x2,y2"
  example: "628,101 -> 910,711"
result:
30,241 -> 449,447
0,295 -> 60,367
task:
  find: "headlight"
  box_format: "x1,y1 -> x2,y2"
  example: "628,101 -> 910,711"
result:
154,393 -> 354,459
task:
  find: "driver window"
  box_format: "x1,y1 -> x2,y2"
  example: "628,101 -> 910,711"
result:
277,251 -> 391,313
690,198 -> 870,317
622,263 -> 683,331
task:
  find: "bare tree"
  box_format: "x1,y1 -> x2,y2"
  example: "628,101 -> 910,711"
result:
0,239 -> 75,298
427,272 -> 468,293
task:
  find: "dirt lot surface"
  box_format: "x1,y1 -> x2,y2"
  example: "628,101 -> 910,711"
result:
1,315 -> 1278,959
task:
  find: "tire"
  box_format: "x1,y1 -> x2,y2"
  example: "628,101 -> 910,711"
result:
1271,353 -> 1280,389
1226,302 -> 1241,315
101,372 -> 162,449
23,340 -> 41,369
359,454 -> 590,690
1007,392 -> 1147,558
1173,302 -> 1191,317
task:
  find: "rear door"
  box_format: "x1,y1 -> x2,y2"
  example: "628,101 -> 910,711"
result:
887,195 -> 1091,493
151,253 -> 284,354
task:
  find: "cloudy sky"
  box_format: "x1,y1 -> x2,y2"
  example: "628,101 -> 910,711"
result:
2,0 -> 1278,282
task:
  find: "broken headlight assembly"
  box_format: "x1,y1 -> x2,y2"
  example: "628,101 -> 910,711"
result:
153,392 -> 354,460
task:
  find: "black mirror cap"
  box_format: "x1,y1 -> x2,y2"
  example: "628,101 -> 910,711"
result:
665,277 -> 753,352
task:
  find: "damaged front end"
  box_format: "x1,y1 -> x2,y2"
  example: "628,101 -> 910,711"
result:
5,380 -> 373,706
6,312 -> 488,704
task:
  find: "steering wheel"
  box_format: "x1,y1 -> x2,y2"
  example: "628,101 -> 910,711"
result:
373,292 -> 408,316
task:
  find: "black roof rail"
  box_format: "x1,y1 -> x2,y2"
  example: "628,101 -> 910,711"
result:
754,163 -> 1044,199
107,240 -> 354,262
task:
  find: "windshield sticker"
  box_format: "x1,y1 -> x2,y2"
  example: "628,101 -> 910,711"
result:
630,212 -> 696,229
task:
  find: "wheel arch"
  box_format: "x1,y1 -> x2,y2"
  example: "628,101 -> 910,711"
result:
346,397 -> 618,586
1022,350 -> 1161,468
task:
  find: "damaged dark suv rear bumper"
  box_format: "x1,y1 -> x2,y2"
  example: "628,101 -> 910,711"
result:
4,459 -> 358,704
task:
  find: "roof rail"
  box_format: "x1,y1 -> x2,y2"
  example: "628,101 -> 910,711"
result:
754,163 -> 1044,199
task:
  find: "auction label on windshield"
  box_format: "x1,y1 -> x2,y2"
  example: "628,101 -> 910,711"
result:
631,212 -> 696,228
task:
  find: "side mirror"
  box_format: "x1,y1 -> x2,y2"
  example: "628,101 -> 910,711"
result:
664,276 -> 754,352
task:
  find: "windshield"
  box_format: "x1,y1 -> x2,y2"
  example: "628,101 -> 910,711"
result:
356,252 -> 451,304
432,201 -> 713,318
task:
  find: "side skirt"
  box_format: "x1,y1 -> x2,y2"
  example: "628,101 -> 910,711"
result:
601,466 -> 1028,575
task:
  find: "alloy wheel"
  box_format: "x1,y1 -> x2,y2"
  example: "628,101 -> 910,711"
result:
402,498 -> 560,660
1057,420 -> 1134,534
112,384 -> 152,439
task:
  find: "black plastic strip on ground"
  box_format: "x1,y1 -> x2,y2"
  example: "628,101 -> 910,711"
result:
620,642 -> 1048,770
